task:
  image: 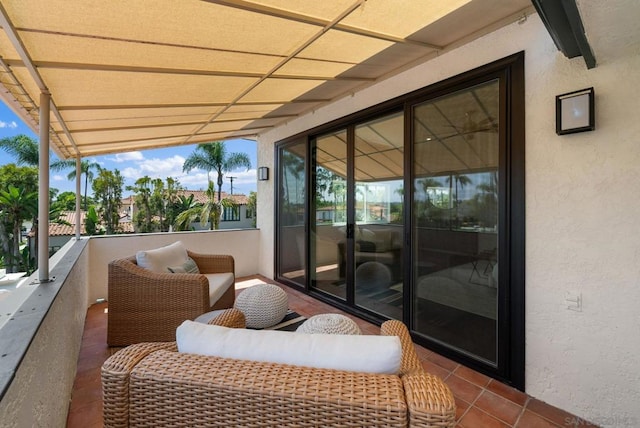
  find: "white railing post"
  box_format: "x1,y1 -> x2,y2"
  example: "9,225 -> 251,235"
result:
75,156 -> 81,240
38,91 -> 51,282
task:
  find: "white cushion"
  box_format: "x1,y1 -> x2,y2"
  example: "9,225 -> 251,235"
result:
204,272 -> 234,306
136,241 -> 188,273
176,320 -> 402,375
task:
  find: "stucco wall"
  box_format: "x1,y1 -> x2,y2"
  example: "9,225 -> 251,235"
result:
256,142 -> 275,278
257,12 -> 640,426
0,240 -> 89,427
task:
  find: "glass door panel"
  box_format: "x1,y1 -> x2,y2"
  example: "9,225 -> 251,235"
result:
354,113 -> 404,319
277,142 -> 307,287
311,130 -> 348,299
412,80 -> 499,364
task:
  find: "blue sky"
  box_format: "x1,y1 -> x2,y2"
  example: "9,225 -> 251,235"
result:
0,102 -> 258,197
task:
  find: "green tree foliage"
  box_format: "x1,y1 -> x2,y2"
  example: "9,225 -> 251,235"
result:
127,176 -> 183,233
51,191 -> 93,212
0,186 -> 37,272
127,176 -> 154,233
84,206 -> 104,236
92,169 -> 123,235
247,191 -> 257,228
50,158 -> 102,211
162,177 -> 182,231
0,163 -> 38,194
174,181 -> 235,231
171,193 -> 198,230
0,134 -> 40,166
0,165 -> 39,272
182,141 -> 251,202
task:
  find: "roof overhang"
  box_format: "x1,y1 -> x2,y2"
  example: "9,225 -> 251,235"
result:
0,0 -> 534,159
531,0 -> 596,69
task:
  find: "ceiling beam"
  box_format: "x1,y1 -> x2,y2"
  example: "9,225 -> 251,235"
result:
4,59 -> 375,82
204,0 -> 442,51
57,99 -> 330,111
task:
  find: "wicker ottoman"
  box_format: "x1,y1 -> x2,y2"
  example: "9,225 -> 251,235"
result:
297,313 -> 361,335
234,283 -> 288,329
194,308 -> 246,328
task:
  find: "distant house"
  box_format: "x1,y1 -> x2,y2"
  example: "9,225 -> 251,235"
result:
28,211 -> 135,256
124,190 -> 255,231
178,190 -> 254,230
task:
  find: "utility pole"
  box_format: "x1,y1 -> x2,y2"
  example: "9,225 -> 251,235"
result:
228,176 -> 236,194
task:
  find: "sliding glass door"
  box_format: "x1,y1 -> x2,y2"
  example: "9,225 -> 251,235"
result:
275,54 -> 524,387
412,80 -> 500,364
276,140 -> 307,288
310,129 -> 347,299
354,113 -> 404,319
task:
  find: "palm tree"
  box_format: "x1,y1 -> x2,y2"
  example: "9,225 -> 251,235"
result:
182,141 -> 251,202
446,173 -> 472,226
0,186 -> 38,272
174,181 -> 235,231
0,134 -> 40,166
50,159 -> 102,211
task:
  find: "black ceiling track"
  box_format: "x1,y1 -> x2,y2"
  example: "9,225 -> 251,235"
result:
531,0 -> 596,69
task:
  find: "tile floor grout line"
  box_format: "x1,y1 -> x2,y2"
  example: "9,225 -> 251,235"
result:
512,397 -> 531,427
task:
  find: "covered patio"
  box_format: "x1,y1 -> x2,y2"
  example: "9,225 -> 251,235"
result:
1,0 -> 639,426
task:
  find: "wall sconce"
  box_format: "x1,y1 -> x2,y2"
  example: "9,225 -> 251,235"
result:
257,166 -> 269,181
556,87 -> 595,135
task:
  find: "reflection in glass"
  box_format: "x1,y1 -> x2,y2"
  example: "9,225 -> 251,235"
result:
277,142 -> 306,287
354,113 -> 404,319
311,130 -> 347,299
412,80 -> 499,364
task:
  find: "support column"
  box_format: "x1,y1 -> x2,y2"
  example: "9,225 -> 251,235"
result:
38,92 -> 50,282
75,156 -> 81,240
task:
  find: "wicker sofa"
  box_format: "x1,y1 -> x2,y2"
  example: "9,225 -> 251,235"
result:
102,317 -> 456,427
107,250 -> 235,346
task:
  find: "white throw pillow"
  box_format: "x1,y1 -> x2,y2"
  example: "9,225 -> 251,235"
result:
176,320 -> 402,375
136,241 -> 188,273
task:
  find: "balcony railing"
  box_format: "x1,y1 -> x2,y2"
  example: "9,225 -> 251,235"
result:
0,228 -> 260,426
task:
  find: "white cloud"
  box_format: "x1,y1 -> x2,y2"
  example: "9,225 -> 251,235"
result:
177,171 -> 209,189
52,174 -> 65,181
120,155 -> 190,183
113,151 -> 144,162
117,155 -> 256,195
0,120 -> 18,129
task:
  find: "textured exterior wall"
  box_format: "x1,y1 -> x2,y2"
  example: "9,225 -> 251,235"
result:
0,240 -> 89,427
257,11 -> 640,426
256,136 -> 275,278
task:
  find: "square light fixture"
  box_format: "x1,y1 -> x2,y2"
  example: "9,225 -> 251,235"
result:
257,166 -> 269,181
556,87 -> 595,135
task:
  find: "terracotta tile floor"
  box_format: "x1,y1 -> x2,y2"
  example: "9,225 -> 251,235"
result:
67,275 -> 594,427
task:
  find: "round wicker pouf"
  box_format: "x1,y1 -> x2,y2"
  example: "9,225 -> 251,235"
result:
234,283 -> 288,329
297,313 -> 361,335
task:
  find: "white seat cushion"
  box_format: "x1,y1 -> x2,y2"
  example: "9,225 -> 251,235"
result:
204,272 -> 234,306
176,320 -> 402,375
136,241 -> 187,273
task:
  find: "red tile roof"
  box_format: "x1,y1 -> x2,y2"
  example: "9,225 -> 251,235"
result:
46,211 -> 134,236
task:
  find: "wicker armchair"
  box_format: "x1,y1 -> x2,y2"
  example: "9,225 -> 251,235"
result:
102,319 -> 456,427
107,251 -> 235,346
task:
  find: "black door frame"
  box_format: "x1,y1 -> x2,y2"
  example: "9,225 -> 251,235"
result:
274,52 -> 525,390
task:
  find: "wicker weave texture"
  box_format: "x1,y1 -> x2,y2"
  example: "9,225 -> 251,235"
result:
102,342 -> 178,428
102,320 -> 456,428
130,350 -> 408,427
107,252 -> 235,346
234,283 -> 288,328
297,313 -> 362,335
207,307 -> 246,328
